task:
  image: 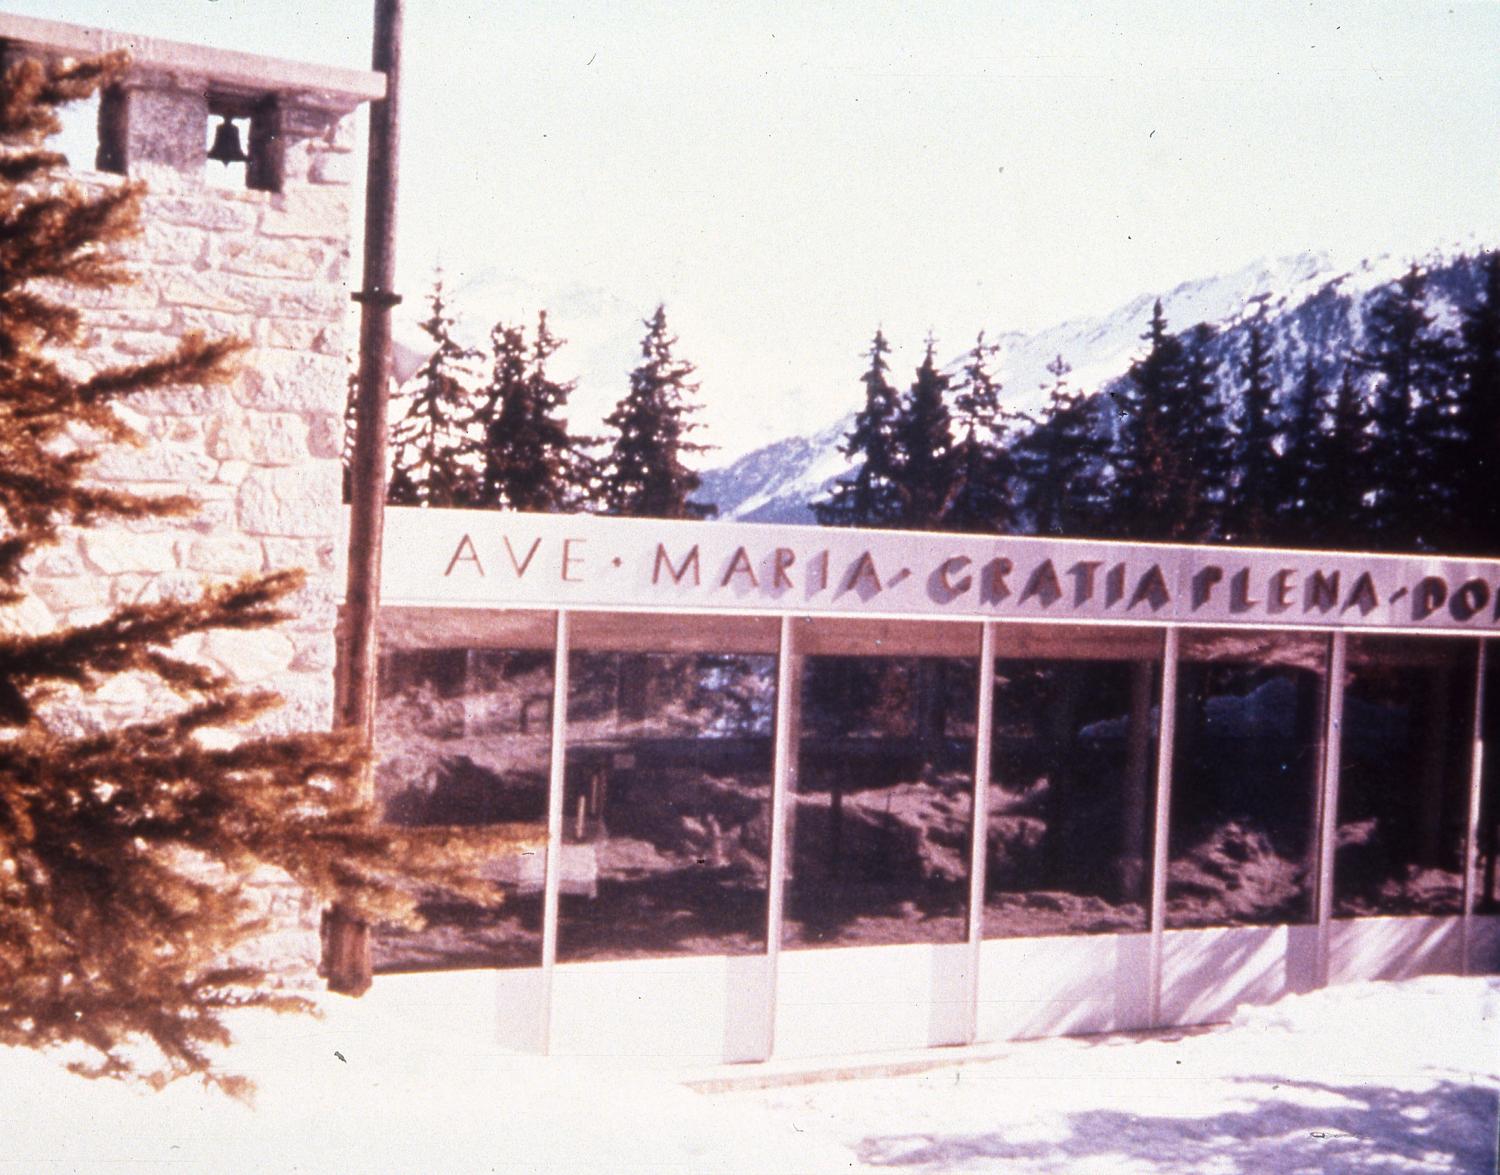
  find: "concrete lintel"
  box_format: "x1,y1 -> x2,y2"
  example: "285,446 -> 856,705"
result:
0,12 -> 385,112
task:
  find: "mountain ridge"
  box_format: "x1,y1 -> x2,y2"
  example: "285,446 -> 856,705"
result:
698,245 -> 1491,525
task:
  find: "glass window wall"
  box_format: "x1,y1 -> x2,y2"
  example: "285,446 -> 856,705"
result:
984,624 -> 1162,937
1166,631 -> 1327,928
371,608 -> 555,972
784,620 -> 979,949
1334,636 -> 1478,917
559,612 -> 780,962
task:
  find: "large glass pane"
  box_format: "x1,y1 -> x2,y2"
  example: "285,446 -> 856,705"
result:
1335,636 -> 1478,917
1166,631 -> 1327,928
984,624 -> 1162,937
559,612 -> 779,962
784,619 -> 978,949
371,608 -> 555,972
1477,642 -> 1499,915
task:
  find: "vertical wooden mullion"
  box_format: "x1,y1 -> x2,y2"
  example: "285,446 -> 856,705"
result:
1313,630 -> 1348,988
1146,625 -> 1180,1029
1461,639 -> 1489,976
538,609 -> 570,1054
963,622 -> 997,1043
762,615 -> 801,1058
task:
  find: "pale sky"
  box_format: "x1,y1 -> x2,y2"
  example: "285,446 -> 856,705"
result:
14,1 -> 1500,455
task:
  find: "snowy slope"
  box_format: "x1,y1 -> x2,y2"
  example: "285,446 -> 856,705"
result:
699,245 -> 1491,525
2,973 -> 1494,1172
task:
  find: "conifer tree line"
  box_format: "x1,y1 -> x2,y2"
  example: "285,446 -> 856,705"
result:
367,255 -> 1498,555
355,284 -> 713,520
815,254 -> 1500,556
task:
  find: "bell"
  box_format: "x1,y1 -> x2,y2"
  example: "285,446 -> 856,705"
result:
207,117 -> 248,165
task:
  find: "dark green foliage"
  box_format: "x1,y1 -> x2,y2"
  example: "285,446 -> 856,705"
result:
1110,301 -> 1198,540
474,312 -> 592,512
1353,265 -> 1459,548
598,305 -> 714,519
1226,317 -> 1279,542
940,333 -> 1017,533
1453,250 -> 1500,554
815,330 -> 905,528
387,281 -> 477,506
1017,354 -> 1107,536
891,337 -> 956,529
806,259 -> 1495,555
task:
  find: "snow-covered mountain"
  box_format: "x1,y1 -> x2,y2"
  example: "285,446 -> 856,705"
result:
698,246 -> 1491,525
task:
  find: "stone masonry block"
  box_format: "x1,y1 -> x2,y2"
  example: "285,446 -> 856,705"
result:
305,410 -> 345,459
89,441 -> 219,484
143,194 -> 260,234
207,410 -> 309,465
202,629 -> 296,683
236,463 -> 341,537
213,235 -> 328,282
258,190 -> 349,240
181,534 -> 265,576
79,528 -> 179,575
236,350 -> 346,413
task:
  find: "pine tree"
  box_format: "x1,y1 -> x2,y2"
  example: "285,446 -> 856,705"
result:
1354,265 -> 1458,549
1275,350 -> 1329,545
1226,316 -> 1279,543
0,54 -> 521,1092
1177,323 -> 1233,541
1454,250 -> 1500,555
1311,362 -> 1375,546
473,313 -> 589,512
941,332 -> 1016,533
387,279 -> 477,507
891,336 -> 956,529
1018,354 -> 1106,537
599,304 -> 713,519
1110,301 -> 1192,540
814,330 -> 905,528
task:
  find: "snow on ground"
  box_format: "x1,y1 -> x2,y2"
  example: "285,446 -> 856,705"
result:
1,974 -> 1495,1173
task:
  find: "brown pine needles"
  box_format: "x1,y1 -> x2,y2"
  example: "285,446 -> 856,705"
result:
0,53 -> 536,1096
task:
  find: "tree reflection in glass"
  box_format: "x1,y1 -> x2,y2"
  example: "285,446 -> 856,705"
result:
1167,631 -> 1327,928
371,609 -> 556,972
985,625 -> 1162,937
784,621 -> 977,949
1335,636 -> 1478,917
559,613 -> 778,962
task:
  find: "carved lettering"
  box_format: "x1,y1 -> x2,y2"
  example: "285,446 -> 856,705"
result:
721,546 -> 759,588
1306,570 -> 1340,613
772,547 -> 796,589
444,533 -> 484,577
981,557 -> 1013,604
1021,559 -> 1063,607
1450,578 -> 1490,622
1414,576 -> 1448,620
652,544 -> 700,586
813,550 -> 830,592
1343,571 -> 1379,615
939,556 -> 973,596
503,535 -> 542,577
1230,568 -> 1260,613
1069,561 -> 1101,605
1192,565 -> 1223,609
1270,568 -> 1296,612
1105,563 -> 1127,607
845,551 -> 883,594
561,538 -> 586,583
1130,564 -> 1171,610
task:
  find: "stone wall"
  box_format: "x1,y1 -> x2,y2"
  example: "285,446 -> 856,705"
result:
0,17 -> 386,974
0,22 -> 379,743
